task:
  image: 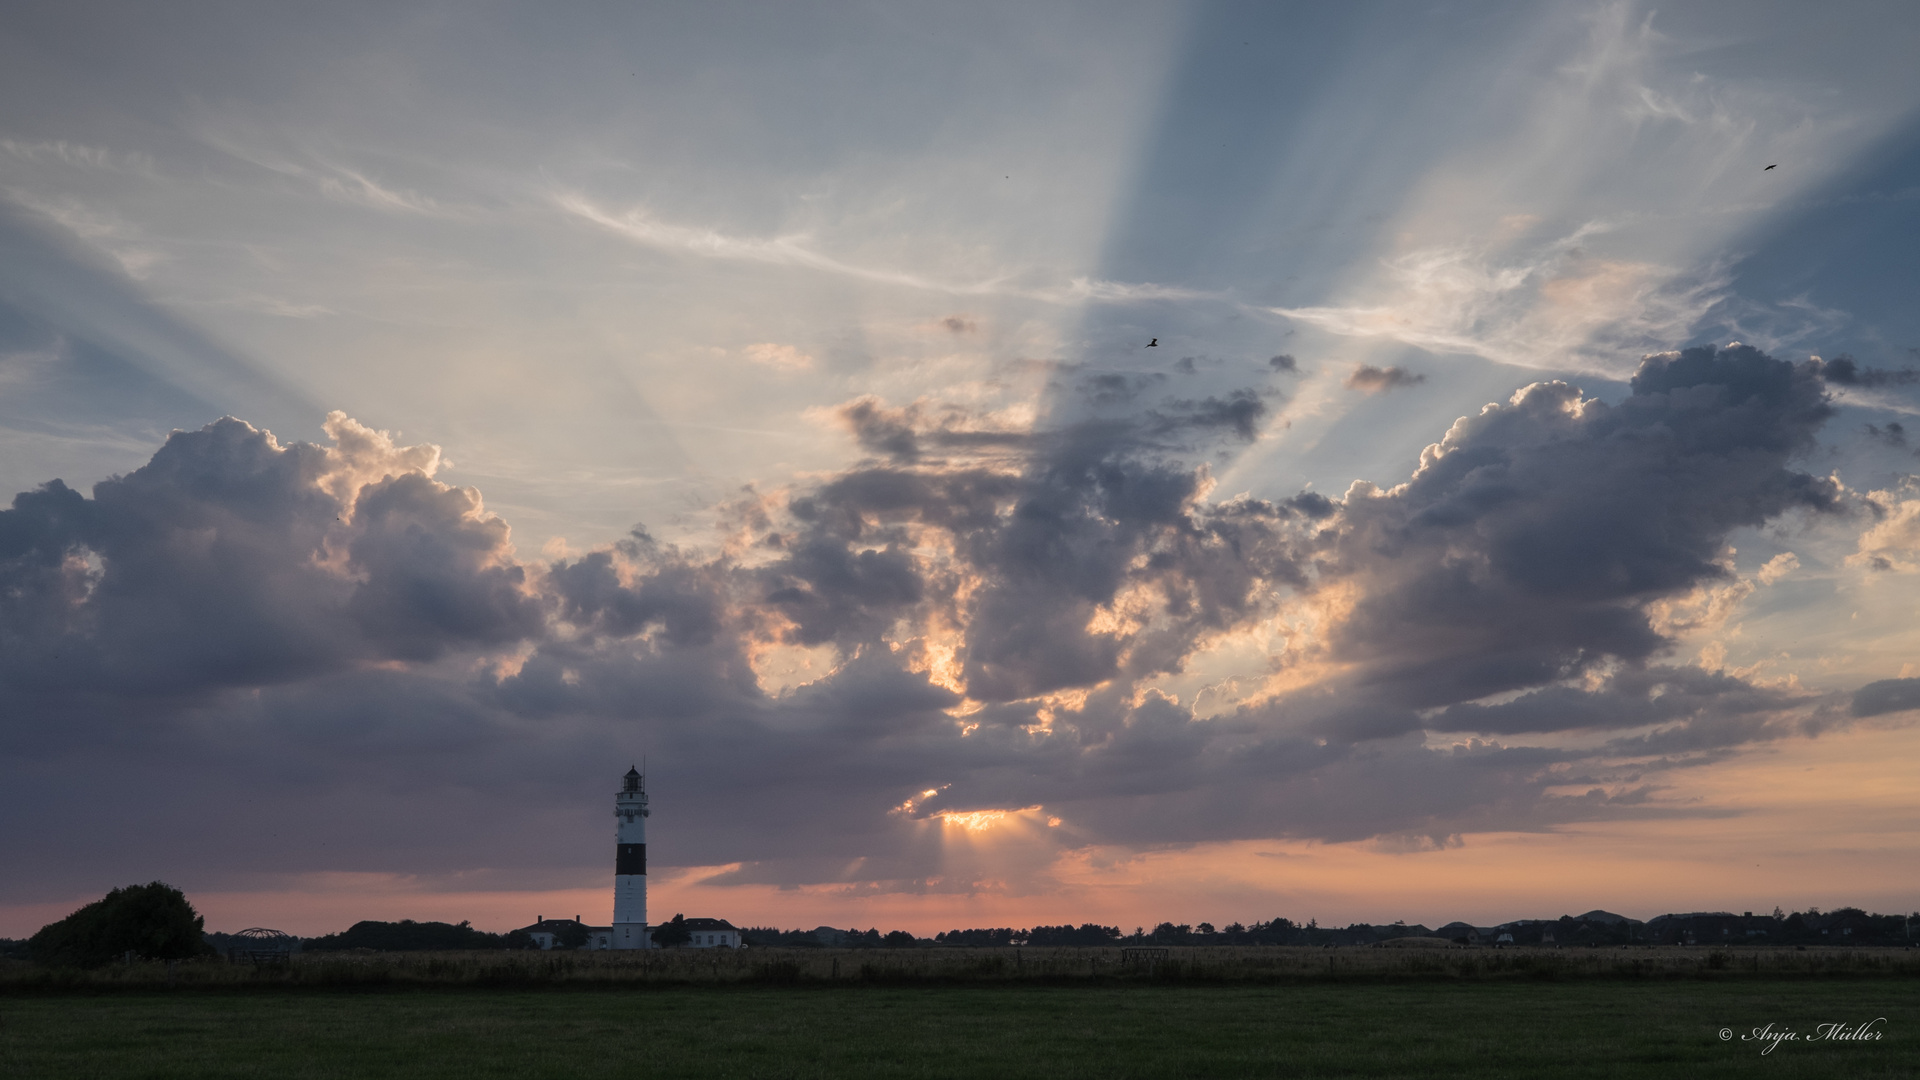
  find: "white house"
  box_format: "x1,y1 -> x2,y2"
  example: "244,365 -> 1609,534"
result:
678,917 -> 742,948
519,916 -> 624,950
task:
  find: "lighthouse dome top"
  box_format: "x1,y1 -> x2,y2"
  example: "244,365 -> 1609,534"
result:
622,766 -> 642,792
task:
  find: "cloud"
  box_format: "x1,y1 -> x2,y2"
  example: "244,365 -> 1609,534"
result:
0,139 -> 158,177
741,343 -> 813,371
314,170 -> 445,217
1851,677 -> 1920,718
555,193 -> 1209,306
1271,225 -> 1735,376
0,345 -> 1884,901
837,397 -> 926,463
1344,364 -> 1424,393
1864,421 -> 1908,449
1755,552 -> 1799,586
0,413 -> 538,696
1812,354 -> 1920,389
1849,483 -> 1920,572
1268,353 -> 1297,372
1294,346 -> 1834,727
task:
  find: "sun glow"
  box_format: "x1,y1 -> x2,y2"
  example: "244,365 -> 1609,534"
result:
936,805 -> 1045,832
892,787 -> 948,816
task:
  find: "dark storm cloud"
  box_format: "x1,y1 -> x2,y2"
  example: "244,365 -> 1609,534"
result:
1344,363 -> 1424,392
839,396 -> 923,463
805,381 -> 1288,697
1812,354 -> 1920,388
345,473 -> 545,659
1304,345 -> 1836,729
1849,676 -> 1920,718
1427,666 -> 1810,737
1268,353 -> 1298,372
948,423 -> 1303,702
547,534 -> 726,647
837,396 -> 1044,466
0,343 -> 1887,900
0,416 -> 542,698
1863,421 -> 1909,449
1147,390 -> 1268,441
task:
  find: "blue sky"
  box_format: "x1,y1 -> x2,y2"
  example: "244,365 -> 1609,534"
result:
3,1 -> 1918,935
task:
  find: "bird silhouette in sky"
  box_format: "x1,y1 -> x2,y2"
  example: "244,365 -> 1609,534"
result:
1765,164 -> 1777,170
1146,338 -> 1158,347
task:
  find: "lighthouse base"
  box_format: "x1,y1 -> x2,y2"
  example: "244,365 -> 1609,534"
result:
612,922 -> 651,950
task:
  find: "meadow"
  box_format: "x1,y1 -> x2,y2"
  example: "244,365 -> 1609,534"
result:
2,977 -> 1914,1079
2,947 -> 1916,1077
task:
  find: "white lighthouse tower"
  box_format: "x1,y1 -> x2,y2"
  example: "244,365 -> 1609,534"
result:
612,765 -> 650,949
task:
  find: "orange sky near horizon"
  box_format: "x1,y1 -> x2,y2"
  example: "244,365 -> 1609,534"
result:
8,722 -> 1914,940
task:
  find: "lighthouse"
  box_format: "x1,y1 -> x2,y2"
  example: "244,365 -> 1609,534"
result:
612,766 -> 650,949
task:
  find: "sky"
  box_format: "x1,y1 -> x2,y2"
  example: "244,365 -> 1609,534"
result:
3,0 -> 1920,938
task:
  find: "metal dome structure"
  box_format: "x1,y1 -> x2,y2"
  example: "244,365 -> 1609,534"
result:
228,927 -> 296,966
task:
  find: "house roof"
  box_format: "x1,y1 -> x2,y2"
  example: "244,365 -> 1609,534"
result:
681,918 -> 738,931
517,919 -> 612,934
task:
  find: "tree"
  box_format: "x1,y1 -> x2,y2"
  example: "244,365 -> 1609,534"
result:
883,930 -> 917,948
651,914 -> 691,948
28,882 -> 212,967
303,919 -> 513,952
1026,924 -> 1120,947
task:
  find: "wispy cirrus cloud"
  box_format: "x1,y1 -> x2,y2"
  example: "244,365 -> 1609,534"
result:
1272,224 -> 1732,376
0,139 -> 159,177
555,193 -> 1206,306
192,129 -> 462,218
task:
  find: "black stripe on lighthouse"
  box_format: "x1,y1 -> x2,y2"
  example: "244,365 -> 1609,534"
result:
616,843 -> 646,876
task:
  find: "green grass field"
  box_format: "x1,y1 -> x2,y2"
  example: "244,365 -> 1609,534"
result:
2,980 -> 1913,1079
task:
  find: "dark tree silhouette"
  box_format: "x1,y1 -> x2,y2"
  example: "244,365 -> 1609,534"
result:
651,914 -> 691,948
304,919 -> 515,952
28,882 -> 212,967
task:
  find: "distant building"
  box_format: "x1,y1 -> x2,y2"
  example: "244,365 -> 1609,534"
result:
681,918 -> 742,948
513,770 -> 742,951
519,916 -> 616,951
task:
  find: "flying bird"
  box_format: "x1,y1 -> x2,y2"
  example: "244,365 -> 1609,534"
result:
1765,164 -> 1776,170
1146,338 -> 1158,347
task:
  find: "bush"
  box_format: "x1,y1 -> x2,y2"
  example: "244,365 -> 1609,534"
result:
303,919 -> 512,952
28,882 -> 212,967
